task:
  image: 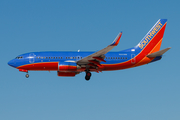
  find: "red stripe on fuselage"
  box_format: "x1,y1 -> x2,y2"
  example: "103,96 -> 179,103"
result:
17,62 -> 58,71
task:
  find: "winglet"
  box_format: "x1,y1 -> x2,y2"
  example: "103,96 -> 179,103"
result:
147,47 -> 171,57
110,32 -> 122,46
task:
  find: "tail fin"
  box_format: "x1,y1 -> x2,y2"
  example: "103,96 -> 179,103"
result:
136,19 -> 167,53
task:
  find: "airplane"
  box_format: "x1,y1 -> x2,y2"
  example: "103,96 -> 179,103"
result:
8,19 -> 171,81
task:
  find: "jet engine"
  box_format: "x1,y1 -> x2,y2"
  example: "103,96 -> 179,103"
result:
58,62 -> 80,72
57,62 -> 80,77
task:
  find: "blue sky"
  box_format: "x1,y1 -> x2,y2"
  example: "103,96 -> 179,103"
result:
0,0 -> 180,120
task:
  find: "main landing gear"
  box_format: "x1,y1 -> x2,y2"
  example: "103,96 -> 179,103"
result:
85,71 -> 92,81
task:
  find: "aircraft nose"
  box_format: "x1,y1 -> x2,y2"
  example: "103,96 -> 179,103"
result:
8,59 -> 16,67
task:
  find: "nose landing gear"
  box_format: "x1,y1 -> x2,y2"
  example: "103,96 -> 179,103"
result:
85,71 -> 91,81
25,73 -> 29,78
19,69 -> 29,78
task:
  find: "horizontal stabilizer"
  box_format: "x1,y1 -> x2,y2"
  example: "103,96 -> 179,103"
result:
147,47 -> 171,57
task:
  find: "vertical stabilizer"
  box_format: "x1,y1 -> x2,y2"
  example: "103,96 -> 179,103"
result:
136,19 -> 167,53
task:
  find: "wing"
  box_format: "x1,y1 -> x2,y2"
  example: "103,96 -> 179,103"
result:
76,32 -> 122,67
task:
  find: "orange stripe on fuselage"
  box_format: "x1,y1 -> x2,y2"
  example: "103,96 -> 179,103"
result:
134,38 -> 163,67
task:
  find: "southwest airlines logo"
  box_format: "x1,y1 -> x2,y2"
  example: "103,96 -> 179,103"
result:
139,21 -> 163,49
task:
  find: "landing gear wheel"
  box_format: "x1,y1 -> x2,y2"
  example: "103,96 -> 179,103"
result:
85,72 -> 91,81
87,72 -> 91,77
25,74 -> 29,78
85,76 -> 90,81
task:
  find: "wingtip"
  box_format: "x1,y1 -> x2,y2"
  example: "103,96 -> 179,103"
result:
119,32 -> 123,37
110,32 -> 122,46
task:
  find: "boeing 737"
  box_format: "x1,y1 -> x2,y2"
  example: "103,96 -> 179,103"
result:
8,19 -> 170,80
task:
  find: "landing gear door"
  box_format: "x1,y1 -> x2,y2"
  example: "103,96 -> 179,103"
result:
29,53 -> 35,63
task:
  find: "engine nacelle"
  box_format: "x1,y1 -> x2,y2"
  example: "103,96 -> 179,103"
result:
58,62 -> 80,72
57,71 -> 76,77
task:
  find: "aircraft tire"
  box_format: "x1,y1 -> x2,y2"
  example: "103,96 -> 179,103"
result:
87,72 -> 91,77
85,71 -> 91,81
85,76 -> 90,81
26,74 -> 29,78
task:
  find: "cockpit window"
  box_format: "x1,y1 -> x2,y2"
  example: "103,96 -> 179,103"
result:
15,56 -> 23,59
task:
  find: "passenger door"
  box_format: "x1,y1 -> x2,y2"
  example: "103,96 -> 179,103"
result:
29,53 -> 35,63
